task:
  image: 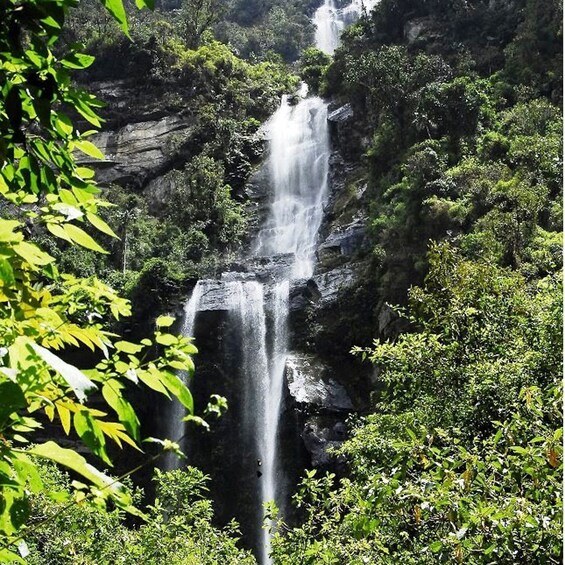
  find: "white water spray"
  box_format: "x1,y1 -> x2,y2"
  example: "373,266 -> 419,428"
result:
255,90 -> 330,279
166,2 -> 372,563
314,0 -> 379,55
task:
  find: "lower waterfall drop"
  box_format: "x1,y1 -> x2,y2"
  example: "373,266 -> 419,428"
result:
163,280 -> 204,472
260,280 -> 290,565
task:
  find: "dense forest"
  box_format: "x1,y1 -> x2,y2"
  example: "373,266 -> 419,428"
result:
0,0 -> 562,563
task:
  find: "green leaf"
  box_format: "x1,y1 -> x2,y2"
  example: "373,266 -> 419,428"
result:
46,222 -> 73,243
0,382 -> 26,426
29,442 -> 117,491
0,219 -> 22,242
61,52 -> 96,70
86,212 -> 118,238
102,382 -> 140,441
64,223 -> 108,254
0,548 -> 26,564
0,258 -> 15,285
13,242 -> 53,266
156,333 -> 177,346
114,341 -> 143,354
156,315 -> 175,328
138,368 -> 169,395
31,344 -> 97,402
101,0 -> 130,37
74,139 -> 105,160
429,541 -> 443,553
135,0 -> 155,9
53,113 -> 74,136
9,497 -> 29,530
74,411 -> 111,465
160,372 -> 193,413
12,454 -> 43,494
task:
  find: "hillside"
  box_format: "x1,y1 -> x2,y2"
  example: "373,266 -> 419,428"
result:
0,0 -> 562,563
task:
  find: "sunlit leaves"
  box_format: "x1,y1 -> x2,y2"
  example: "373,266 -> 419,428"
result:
100,0 -> 130,37
30,343 -> 97,402
72,139 -> 105,160
160,372 -> 194,413
0,0 -> 203,549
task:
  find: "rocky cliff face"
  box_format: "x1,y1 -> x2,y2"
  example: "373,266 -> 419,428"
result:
87,79 -> 395,537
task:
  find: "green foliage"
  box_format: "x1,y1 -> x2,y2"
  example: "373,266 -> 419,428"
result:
0,0 -> 224,557
23,464 -> 256,564
178,0 -> 225,49
360,243 -> 562,434
272,245 -> 563,564
299,48 -> 331,94
164,156 -> 247,247
274,385 -> 562,564
326,0 -> 562,301
215,0 -> 316,61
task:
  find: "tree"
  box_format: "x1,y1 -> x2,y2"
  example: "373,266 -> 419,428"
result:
299,48 -> 331,94
0,0 -> 218,560
271,243 -> 563,564
24,465 -> 256,564
179,0 -> 225,49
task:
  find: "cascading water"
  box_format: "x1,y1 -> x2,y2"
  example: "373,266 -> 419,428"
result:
166,3 -> 373,563
255,86 -> 330,279
314,0 -> 378,55
163,280 -> 204,471
253,88 -> 330,564
258,280 -> 289,565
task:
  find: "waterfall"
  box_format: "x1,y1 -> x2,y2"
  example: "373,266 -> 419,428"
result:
163,280 -> 204,471
255,90 -> 330,279
259,280 -> 289,565
314,0 -> 379,55
165,3 -> 372,563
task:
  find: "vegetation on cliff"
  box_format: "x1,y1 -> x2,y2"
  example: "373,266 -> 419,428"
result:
0,0 -> 561,562
271,1 -> 563,563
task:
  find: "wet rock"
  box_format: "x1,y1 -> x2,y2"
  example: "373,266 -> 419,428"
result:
327,103 -> 361,159
377,302 -> 398,336
318,217 -> 367,260
284,353 -> 353,412
190,280 -> 241,312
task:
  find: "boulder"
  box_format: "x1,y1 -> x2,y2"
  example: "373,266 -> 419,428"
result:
284,353 -> 353,412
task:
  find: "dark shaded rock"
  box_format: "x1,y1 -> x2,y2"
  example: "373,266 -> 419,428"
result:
403,16 -> 441,46
318,217 -> 368,261
302,417 -> 348,467
327,102 -> 366,159
313,262 -> 364,305
327,103 -> 353,123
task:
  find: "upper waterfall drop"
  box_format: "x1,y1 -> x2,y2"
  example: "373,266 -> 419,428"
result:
314,0 -> 378,55
254,85 -> 330,279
